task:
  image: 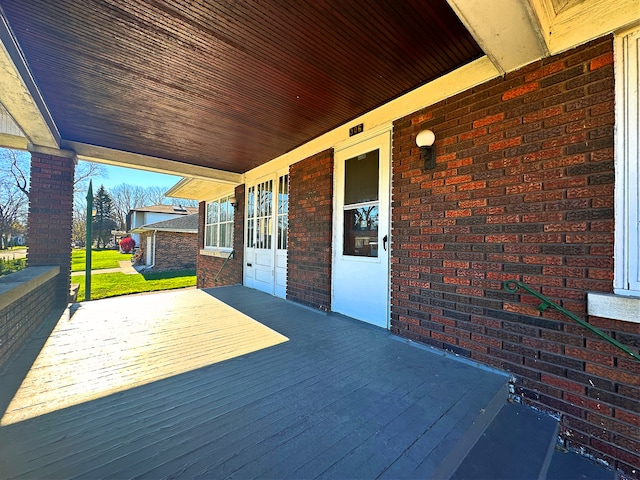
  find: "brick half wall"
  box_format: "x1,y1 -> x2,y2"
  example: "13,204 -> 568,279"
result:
288,149 -> 334,311
391,36 -> 639,474
0,267 -> 59,372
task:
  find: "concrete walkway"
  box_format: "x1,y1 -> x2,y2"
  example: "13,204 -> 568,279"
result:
71,260 -> 142,276
0,249 -> 26,261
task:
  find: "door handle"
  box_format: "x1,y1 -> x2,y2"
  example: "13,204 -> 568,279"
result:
383,235 -> 388,251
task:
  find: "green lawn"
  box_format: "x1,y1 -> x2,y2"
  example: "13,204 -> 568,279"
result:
76,269 -> 196,302
71,249 -> 132,272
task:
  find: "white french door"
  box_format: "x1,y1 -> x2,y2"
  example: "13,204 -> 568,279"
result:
332,130 -> 391,328
244,172 -> 288,298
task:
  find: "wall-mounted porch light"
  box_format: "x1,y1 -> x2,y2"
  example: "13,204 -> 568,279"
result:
229,195 -> 237,210
416,129 -> 436,170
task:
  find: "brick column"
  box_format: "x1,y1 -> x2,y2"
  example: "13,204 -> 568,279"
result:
27,149 -> 76,306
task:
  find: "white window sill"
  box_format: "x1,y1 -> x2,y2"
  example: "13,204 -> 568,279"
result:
200,248 -> 233,259
587,292 -> 640,323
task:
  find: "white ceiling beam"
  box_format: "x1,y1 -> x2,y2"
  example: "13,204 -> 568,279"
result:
447,0 -> 549,75
0,132 -> 26,150
63,140 -> 243,185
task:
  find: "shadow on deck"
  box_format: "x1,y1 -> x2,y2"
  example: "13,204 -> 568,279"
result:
0,285 -> 536,479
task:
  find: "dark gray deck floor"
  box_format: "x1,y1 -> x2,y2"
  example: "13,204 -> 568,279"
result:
0,286 -> 508,479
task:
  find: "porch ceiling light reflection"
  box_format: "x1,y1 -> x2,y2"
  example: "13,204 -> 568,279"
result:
1,290 -> 288,426
416,129 -> 436,170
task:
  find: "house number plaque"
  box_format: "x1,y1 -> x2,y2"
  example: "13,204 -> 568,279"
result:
349,123 -> 364,137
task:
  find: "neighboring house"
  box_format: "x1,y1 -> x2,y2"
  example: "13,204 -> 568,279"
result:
129,214 -> 198,271
126,204 -> 198,247
1,233 -> 25,248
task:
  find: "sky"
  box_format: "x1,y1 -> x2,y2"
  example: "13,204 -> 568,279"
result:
85,161 -> 183,191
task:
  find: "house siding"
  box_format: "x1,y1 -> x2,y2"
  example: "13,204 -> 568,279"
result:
197,185 -> 244,288
391,36 -> 639,473
287,149 -> 334,311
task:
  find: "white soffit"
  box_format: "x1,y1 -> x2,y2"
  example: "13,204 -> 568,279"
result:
447,0 -> 548,74
530,0 -> 640,55
165,178 -> 235,202
0,15 -> 58,149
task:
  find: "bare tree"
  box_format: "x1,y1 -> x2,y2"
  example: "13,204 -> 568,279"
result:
0,149 -> 29,248
168,196 -> 198,208
6,149 -> 30,196
110,183 -> 148,229
74,160 -> 108,192
0,179 -> 26,248
146,185 -> 168,205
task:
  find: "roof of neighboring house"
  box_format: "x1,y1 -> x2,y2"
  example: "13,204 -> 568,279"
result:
130,213 -> 198,234
129,204 -> 198,215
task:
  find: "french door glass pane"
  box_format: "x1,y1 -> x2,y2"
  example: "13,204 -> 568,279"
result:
247,219 -> 254,248
278,174 -> 288,249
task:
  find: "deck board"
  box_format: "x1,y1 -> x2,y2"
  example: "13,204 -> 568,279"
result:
0,286 -> 507,479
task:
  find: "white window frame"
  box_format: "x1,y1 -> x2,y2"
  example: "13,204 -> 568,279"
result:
614,28 -> 640,296
588,28 -> 640,323
203,195 -> 234,254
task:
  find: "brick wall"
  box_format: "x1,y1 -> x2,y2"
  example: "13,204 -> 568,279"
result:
197,185 -> 244,288
27,152 -> 75,305
152,231 -> 198,271
0,267 -> 58,372
391,36 -> 639,474
288,149 -> 334,311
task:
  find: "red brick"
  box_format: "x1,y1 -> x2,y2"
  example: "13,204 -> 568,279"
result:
411,112 -> 433,125
458,180 -> 487,191
564,393 -> 612,415
585,364 -> 640,386
473,113 -> 504,128
541,374 -> 586,394
489,137 -> 522,152
459,128 -> 487,141
590,52 -> 614,71
502,82 -> 540,101
565,346 -> 614,366
525,61 -> 565,82
615,409 -> 640,427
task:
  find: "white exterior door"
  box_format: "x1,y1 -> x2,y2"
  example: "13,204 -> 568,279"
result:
244,172 -> 288,298
332,131 -> 391,328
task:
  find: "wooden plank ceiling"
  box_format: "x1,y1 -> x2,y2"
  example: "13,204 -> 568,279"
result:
0,0 -> 481,174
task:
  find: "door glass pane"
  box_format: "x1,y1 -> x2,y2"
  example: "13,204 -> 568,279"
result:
343,206 -> 379,257
247,186 -> 255,219
344,150 -> 379,205
247,219 -> 254,248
